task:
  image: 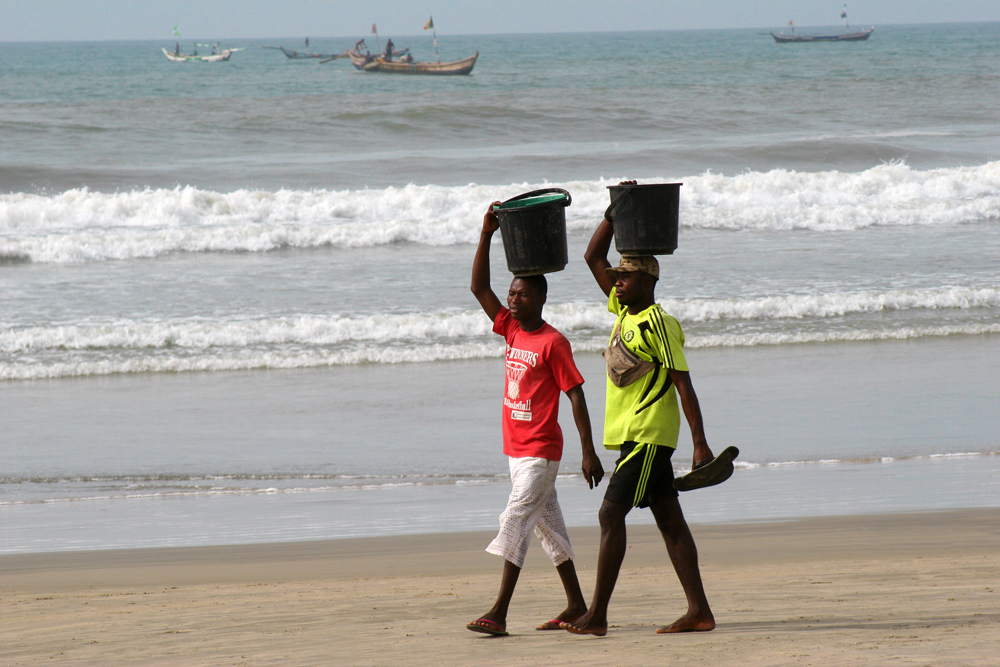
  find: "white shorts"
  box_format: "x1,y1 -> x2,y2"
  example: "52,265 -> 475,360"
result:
486,456 -> 574,568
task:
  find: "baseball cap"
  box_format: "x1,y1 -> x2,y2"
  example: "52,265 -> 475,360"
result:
604,255 -> 659,279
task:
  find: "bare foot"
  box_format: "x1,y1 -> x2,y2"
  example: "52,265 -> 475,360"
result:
655,613 -> 716,634
536,604 -> 587,630
560,611 -> 608,637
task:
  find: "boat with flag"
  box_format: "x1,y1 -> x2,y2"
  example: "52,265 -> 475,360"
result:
770,27 -> 873,42
770,5 -> 874,43
343,17 -> 478,75
345,49 -> 478,75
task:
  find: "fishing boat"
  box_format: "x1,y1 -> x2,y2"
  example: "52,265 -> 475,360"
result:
265,46 -> 343,60
162,43 -> 242,62
328,39 -> 408,65
344,49 -> 478,75
771,6 -> 874,43
341,19 -> 476,75
770,28 -> 874,43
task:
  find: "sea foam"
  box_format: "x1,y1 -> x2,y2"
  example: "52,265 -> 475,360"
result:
3,161 -> 999,263
3,286 -> 997,380
4,287 -> 996,354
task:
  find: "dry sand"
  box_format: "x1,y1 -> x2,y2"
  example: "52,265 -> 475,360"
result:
2,509 -> 997,666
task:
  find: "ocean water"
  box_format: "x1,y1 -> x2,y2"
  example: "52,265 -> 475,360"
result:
2,24 -> 999,553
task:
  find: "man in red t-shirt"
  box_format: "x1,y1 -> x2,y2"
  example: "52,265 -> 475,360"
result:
466,202 -> 605,637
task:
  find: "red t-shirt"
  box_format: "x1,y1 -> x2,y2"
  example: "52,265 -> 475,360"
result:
492,307 -> 585,461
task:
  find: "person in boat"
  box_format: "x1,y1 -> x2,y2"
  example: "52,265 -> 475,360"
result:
561,201 -> 717,637
174,42 -> 180,56
467,202 -> 605,637
384,38 -> 394,61
400,53 -> 413,64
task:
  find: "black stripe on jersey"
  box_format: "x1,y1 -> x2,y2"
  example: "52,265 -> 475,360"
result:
635,321 -> 662,405
650,308 -> 675,369
637,321 -> 656,359
638,363 -> 660,404
634,308 -> 675,415
636,372 -> 672,415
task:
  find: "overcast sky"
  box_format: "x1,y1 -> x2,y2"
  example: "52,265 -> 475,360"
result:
2,1 -> 998,42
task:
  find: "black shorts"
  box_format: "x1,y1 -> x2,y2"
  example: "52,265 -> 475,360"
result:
603,441 -> 677,508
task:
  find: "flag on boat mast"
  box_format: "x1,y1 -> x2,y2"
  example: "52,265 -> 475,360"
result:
371,23 -> 380,52
424,16 -> 440,63
173,25 -> 180,37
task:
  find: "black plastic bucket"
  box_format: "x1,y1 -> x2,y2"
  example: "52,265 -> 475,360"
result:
605,183 -> 682,255
494,188 -> 571,276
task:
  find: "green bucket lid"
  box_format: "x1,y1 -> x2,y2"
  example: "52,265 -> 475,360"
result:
495,193 -> 569,211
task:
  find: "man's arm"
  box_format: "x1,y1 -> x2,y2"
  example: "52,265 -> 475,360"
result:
669,369 -> 715,469
584,180 -> 636,297
471,202 -> 503,321
566,384 -> 604,489
583,217 -> 616,297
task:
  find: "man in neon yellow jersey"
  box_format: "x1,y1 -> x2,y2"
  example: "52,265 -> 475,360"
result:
563,213 -> 717,637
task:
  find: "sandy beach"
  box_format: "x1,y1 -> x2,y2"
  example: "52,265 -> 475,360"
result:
2,508 -> 997,666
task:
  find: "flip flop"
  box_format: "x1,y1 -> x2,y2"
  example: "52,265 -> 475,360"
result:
536,619 -> 563,631
673,446 -> 739,492
466,618 -> 509,636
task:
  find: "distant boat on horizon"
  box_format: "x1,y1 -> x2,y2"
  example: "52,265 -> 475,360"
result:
339,17 -> 476,75
771,5 -> 874,43
163,43 -> 243,62
345,48 -> 478,75
264,46 -> 345,60
770,27 -> 874,43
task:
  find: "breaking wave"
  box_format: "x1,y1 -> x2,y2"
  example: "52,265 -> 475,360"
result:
3,286 -> 997,380
3,161 -> 999,263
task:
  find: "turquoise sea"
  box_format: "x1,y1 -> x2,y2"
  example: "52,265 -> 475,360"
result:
2,24 -> 999,553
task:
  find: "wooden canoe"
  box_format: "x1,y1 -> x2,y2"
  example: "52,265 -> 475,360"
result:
345,50 -> 478,75
277,46 -> 339,59
162,47 -> 236,62
770,28 -> 874,43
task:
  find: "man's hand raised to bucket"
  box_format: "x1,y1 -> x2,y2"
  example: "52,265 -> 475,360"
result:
471,202 -> 504,321
483,201 -> 501,234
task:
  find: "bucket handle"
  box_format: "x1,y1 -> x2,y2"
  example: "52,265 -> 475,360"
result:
499,188 -> 572,209
604,185 -> 633,223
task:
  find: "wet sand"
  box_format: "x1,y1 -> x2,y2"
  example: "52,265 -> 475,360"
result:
2,509 -> 998,666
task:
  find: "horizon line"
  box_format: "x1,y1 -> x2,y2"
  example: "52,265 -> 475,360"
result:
2,20 -> 998,45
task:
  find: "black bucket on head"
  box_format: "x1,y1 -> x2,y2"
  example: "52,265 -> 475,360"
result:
605,183 -> 682,255
494,188 -> 571,276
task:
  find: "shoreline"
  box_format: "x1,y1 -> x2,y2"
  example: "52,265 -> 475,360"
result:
4,334 -> 999,555
4,507 -> 997,580
3,509 -> 998,666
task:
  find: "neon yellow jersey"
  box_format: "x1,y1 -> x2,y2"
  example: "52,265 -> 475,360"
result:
603,291 -> 689,450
